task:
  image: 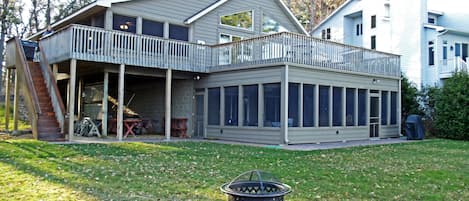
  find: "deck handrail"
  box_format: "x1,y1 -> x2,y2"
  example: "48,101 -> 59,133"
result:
10,38 -> 41,136
38,41 -> 66,132
40,24 -> 401,78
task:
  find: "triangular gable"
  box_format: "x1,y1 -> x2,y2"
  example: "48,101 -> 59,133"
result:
184,0 -> 309,35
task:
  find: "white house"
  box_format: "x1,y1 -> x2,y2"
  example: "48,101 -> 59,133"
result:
311,0 -> 469,87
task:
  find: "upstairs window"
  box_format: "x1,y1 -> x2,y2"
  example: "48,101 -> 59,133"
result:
169,24 -> 189,41
220,11 -> 253,30
371,35 -> 376,50
263,15 -> 288,33
142,19 -> 164,37
428,16 -> 436,24
429,41 -> 435,66
356,24 -> 363,36
384,4 -> 390,18
113,14 -> 136,33
321,28 -> 331,40
371,15 -> 376,28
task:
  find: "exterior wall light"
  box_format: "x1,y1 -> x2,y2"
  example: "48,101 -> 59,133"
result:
372,78 -> 380,84
119,24 -> 129,30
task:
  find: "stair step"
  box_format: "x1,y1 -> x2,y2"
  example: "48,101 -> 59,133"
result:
38,133 -> 65,142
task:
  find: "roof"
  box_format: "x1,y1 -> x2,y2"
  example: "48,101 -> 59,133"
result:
184,0 -> 309,35
312,0 -> 353,32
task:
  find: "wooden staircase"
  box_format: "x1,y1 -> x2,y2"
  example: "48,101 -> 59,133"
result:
28,61 -> 65,141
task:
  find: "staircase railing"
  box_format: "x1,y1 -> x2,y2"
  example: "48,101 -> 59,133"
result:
38,42 -> 66,133
9,37 -> 41,136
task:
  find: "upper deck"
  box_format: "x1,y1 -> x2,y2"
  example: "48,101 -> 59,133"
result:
7,24 -> 400,78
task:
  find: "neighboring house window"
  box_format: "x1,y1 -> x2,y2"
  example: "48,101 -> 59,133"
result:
319,85 -> 330,127
381,91 -> 388,125
429,41 -> 435,66
428,17 -> 436,24
371,35 -> 376,49
443,45 -> 447,60
371,15 -> 376,28
384,4 -> 390,18
243,85 -> 258,126
333,87 -> 343,127
326,28 -> 331,39
208,88 -> 221,125
346,88 -> 356,126
321,29 -> 326,39
225,86 -> 239,126
169,24 -> 189,41
113,14 -> 136,33
356,24 -> 363,36
262,15 -> 288,33
356,24 -> 360,36
358,89 -> 367,126
220,10 -> 253,30
264,83 -> 281,127
288,83 -> 299,127
390,92 -> 397,125
303,84 -> 315,127
142,19 -> 164,37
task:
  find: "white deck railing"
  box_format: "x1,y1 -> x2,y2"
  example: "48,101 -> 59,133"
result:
40,24 -> 400,77
440,57 -> 468,75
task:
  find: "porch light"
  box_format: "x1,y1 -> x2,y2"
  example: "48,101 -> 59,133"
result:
372,78 -> 380,84
119,24 -> 129,30
193,75 -> 201,80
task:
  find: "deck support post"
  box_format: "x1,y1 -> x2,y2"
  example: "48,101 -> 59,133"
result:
4,69 -> 11,131
77,79 -> 83,120
102,71 -> 109,136
52,64 -> 58,83
117,64 -> 125,141
13,69 -> 20,131
281,65 -> 289,144
68,59 -> 77,142
165,68 -> 172,141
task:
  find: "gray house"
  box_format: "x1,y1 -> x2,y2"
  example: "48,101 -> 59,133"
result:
4,0 -> 401,144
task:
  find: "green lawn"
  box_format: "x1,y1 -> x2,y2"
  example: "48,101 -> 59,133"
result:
0,139 -> 467,200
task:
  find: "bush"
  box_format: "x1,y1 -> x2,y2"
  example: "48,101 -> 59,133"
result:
401,75 -> 423,134
433,72 -> 469,140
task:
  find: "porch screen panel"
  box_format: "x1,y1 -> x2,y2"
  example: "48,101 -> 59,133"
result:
381,91 -> 388,125
333,87 -> 343,126
303,84 -> 315,127
288,83 -> 299,127
225,86 -> 239,126
346,88 -> 356,126
390,92 -> 397,125
264,83 -> 281,127
243,85 -> 258,126
358,89 -> 367,126
208,88 -> 220,125
319,86 -> 330,127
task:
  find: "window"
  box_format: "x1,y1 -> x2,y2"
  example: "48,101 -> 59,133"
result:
169,24 -> 189,41
113,14 -> 136,33
225,86 -> 238,126
288,83 -> 299,127
208,88 -> 220,125
303,84 -> 315,127
326,28 -> 331,39
429,41 -> 435,66
356,24 -> 363,36
463,43 -> 468,62
358,89 -> 367,126
443,46 -> 447,60
346,88 -> 356,126
390,92 -> 397,125
455,43 -> 461,57
321,29 -> 326,39
371,15 -> 376,28
142,19 -> 164,37
384,4 -> 390,18
371,35 -> 376,50
381,91 -> 388,125
219,34 -> 251,65
333,87 -> 343,127
243,85 -> 258,126
428,17 -> 435,24
220,11 -> 253,30
264,83 -> 281,127
263,15 -> 288,33
319,86 -> 330,127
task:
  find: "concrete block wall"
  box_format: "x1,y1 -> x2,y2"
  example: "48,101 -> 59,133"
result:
171,79 -> 195,136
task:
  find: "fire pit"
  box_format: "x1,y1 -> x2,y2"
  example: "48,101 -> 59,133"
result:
220,170 -> 291,201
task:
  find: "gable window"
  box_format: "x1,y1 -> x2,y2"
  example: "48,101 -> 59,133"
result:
142,19 -> 164,37
169,24 -> 189,41
371,15 -> 376,28
321,30 -> 326,39
326,28 -> 331,39
113,14 -> 136,33
263,15 -> 288,33
429,41 -> 434,66
371,35 -> 376,50
220,10 -> 253,30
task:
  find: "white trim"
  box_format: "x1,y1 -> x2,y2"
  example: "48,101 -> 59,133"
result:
277,0 -> 309,35
184,0 -> 229,24
312,0 -> 353,32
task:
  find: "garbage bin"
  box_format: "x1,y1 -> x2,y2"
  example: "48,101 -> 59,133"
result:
220,170 -> 291,201
405,115 -> 425,140
21,40 -> 38,61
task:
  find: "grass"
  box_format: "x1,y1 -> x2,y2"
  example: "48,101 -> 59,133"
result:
0,139 -> 467,200
0,104 -> 31,131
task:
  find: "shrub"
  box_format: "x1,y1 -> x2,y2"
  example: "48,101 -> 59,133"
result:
401,75 -> 423,134
433,72 -> 469,140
